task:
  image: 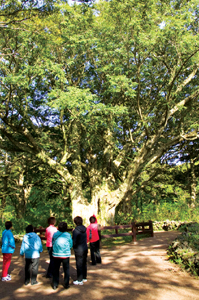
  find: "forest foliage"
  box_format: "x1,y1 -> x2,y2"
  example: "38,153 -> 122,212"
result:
0,0 -> 199,230
168,222 -> 199,276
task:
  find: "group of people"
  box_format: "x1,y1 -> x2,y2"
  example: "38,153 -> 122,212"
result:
1,215 -> 101,290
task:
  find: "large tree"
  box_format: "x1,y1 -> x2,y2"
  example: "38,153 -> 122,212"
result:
0,0 -> 199,223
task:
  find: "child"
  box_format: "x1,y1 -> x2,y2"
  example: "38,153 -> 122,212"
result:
52,222 -> 73,290
72,216 -> 88,285
86,215 -> 101,265
20,224 -> 43,285
1,221 -> 15,281
45,217 -> 57,278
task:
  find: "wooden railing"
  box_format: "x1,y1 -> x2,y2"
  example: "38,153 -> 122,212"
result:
100,221 -> 153,242
34,221 -> 153,243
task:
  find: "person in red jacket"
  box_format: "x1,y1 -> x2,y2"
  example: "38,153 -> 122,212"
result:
86,215 -> 101,265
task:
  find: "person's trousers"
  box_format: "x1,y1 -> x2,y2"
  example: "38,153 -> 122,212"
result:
47,247 -> 54,277
25,258 -> 39,284
53,257 -> 70,287
75,250 -> 88,281
2,253 -> 12,278
90,240 -> 101,265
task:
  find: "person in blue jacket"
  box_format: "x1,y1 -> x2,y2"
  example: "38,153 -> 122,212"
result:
1,221 -> 15,281
52,222 -> 73,290
20,224 -> 43,285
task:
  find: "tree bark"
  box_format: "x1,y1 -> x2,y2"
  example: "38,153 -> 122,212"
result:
190,158 -> 196,208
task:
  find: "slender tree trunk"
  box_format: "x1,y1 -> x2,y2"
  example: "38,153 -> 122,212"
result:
1,153 -> 9,220
190,158 -> 196,208
15,173 -> 32,218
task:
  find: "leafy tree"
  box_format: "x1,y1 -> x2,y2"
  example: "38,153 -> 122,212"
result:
0,148 -> 72,228
0,0 -> 199,224
178,140 -> 199,206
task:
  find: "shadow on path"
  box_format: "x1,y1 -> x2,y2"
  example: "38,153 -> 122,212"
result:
0,231 -> 199,300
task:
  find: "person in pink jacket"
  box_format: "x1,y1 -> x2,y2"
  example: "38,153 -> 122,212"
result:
45,217 -> 57,278
86,215 -> 101,265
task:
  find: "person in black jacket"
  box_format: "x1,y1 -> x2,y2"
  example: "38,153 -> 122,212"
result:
72,216 -> 88,285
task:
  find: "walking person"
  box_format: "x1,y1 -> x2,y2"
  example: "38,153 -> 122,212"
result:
20,224 -> 43,285
45,217 -> 57,278
87,215 -> 101,265
72,216 -> 88,286
1,221 -> 15,281
52,222 -> 73,290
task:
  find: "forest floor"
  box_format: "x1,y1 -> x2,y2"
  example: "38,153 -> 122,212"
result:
0,231 -> 199,300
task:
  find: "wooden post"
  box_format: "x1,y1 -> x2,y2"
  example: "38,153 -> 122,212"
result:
149,220 -> 154,237
142,224 -> 144,232
132,222 -> 136,242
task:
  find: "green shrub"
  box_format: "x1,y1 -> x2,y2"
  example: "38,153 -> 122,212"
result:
167,222 -> 199,276
115,200 -> 199,225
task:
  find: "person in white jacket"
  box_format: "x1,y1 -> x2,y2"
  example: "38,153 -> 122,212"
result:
20,225 -> 43,285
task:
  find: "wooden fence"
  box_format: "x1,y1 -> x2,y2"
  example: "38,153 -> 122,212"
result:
100,221 -> 153,242
34,221 -> 153,243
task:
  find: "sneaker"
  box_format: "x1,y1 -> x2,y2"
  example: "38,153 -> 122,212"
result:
73,280 -> 83,285
52,285 -> 58,290
7,274 -> 11,278
64,284 -> 70,289
31,281 -> 39,285
83,279 -> 87,282
2,276 -> 11,281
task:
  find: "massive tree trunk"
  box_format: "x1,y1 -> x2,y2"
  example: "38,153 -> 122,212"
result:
71,185 -> 120,225
36,130 -> 185,225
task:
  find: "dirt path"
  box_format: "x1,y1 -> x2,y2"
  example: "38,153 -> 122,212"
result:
1,231 -> 199,300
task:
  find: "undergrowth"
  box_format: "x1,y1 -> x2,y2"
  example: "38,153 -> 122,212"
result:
167,222 -> 199,276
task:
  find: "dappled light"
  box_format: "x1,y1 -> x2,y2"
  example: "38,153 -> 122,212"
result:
0,0 -> 199,298
0,0 -> 199,230
1,232 -> 199,300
